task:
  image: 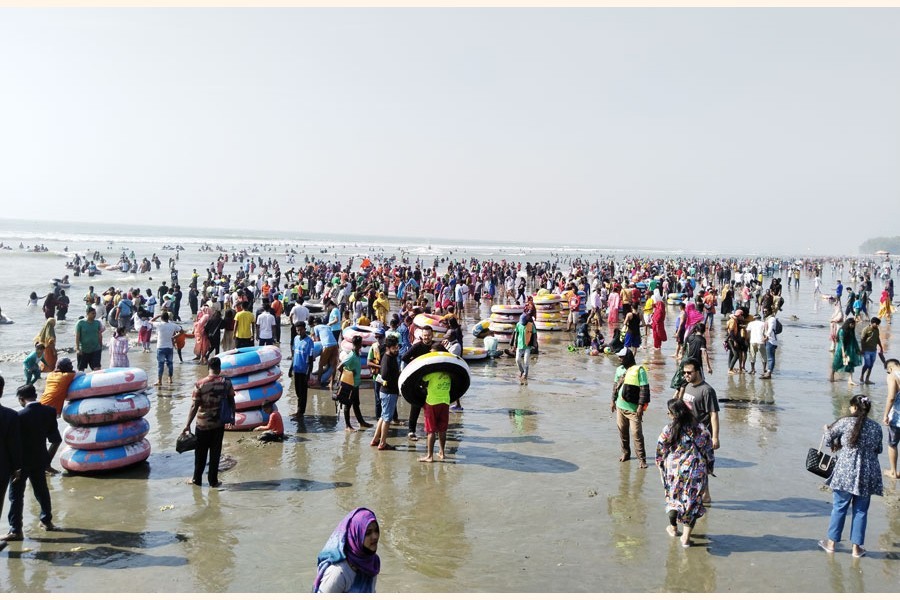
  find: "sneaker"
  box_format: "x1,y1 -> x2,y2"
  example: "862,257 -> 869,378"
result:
450,406 -> 463,412
407,432 -> 418,441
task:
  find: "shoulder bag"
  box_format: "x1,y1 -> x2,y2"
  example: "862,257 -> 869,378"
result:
805,434 -> 835,479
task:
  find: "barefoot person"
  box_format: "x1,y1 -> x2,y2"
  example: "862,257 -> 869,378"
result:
884,359 -> 900,480
370,335 -> 400,450
656,397 -> 715,548
418,367 -> 452,463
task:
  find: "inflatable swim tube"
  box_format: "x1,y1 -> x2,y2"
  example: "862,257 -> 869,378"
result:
398,351 -> 470,407
492,332 -> 513,344
462,347 -> 488,361
533,294 -> 562,305
228,365 -> 282,391
67,368 -> 148,401
489,313 -> 519,324
342,325 -> 380,345
227,406 -> 277,431
60,438 -> 151,473
63,392 -> 151,426
234,381 -> 283,411
216,345 -> 282,377
667,293 -> 685,300
64,418 -> 150,450
489,322 -> 516,333
472,320 -> 492,339
490,304 -> 524,315
413,313 -> 448,333
535,321 -> 564,331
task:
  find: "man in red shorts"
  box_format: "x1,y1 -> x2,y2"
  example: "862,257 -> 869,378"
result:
417,370 -> 452,463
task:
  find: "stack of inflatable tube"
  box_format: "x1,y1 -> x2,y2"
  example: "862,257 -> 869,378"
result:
533,293 -> 564,331
60,368 -> 151,473
217,346 -> 283,431
340,325 -> 382,380
489,305 -> 523,344
399,351 -> 471,406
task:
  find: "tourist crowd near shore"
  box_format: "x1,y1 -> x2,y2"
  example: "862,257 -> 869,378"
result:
0,235 -> 898,590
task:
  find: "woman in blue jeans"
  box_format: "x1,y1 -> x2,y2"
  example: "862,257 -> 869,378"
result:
818,394 -> 883,558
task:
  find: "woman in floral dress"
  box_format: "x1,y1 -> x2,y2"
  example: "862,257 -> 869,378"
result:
656,397 -> 715,548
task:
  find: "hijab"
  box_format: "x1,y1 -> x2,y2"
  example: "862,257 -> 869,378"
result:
312,507 -> 380,593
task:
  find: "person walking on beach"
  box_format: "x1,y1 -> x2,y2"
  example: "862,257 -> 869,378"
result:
233,302 -> 255,349
611,348 -> 650,467
746,313 -> 766,375
336,336 -> 371,432
74,306 -> 103,372
3,384 -> 62,543
311,315 -> 339,387
511,313 -> 535,384
312,507 -> 381,592
656,397 -> 715,548
678,357 -> 720,502
417,365 -> 453,463
831,317 -> 862,386
370,335 -> 400,450
818,394 -> 883,558
859,317 -> 884,385
151,311 -> 182,386
760,308 -> 779,379
183,356 -> 235,488
35,318 -> 57,373
0,376 -> 22,551
883,358 -> 900,480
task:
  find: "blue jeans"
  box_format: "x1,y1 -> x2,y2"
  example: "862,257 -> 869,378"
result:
8,466 -> 53,533
827,490 -> 870,546
157,347 -> 174,379
765,341 -> 777,373
516,347 -> 532,377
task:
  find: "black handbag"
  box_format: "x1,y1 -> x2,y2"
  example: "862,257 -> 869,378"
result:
176,430 -> 198,454
806,435 -> 835,479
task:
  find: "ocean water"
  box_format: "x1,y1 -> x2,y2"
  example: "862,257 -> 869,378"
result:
0,218 -> 897,593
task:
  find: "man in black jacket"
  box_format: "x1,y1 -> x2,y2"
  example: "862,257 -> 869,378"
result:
2,384 -> 62,542
370,336 -> 401,450
0,376 -> 22,550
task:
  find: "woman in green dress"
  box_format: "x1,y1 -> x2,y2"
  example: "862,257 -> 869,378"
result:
831,317 -> 862,386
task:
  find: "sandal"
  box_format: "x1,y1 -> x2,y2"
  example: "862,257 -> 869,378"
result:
852,547 -> 866,558
378,443 -> 396,451
817,540 -> 834,554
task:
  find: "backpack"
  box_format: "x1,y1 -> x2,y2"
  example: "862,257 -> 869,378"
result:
773,318 -> 782,335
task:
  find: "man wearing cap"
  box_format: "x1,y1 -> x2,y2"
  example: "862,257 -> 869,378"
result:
3,384 -> 62,542
610,348 -> 650,467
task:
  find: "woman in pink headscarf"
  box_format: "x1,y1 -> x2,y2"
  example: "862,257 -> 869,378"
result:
193,304 -> 211,364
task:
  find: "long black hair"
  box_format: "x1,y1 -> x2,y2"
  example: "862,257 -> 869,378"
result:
665,398 -> 698,448
847,394 -> 872,448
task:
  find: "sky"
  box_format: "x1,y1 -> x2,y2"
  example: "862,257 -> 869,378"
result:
0,8 -> 898,256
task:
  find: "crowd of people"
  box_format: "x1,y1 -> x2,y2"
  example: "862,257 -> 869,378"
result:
2,242 -> 899,581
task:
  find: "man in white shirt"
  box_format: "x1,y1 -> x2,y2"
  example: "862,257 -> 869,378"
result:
256,305 -> 277,346
288,298 -> 310,348
745,314 -> 767,376
761,308 -> 779,379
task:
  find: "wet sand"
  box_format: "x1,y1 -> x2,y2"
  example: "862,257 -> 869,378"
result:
1,257 -> 899,591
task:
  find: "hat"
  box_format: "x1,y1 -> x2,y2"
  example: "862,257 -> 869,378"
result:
616,347 -> 630,357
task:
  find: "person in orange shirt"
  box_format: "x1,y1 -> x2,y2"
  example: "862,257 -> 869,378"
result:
39,358 -> 78,417
270,295 -> 284,344
254,402 -> 284,442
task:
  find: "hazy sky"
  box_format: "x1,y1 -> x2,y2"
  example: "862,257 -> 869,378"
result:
1,9 -> 898,255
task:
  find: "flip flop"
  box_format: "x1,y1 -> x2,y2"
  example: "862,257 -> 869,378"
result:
817,540 -> 834,554
852,547 -> 866,558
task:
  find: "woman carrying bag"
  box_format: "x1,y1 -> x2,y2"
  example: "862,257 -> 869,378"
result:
818,394 -> 883,558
